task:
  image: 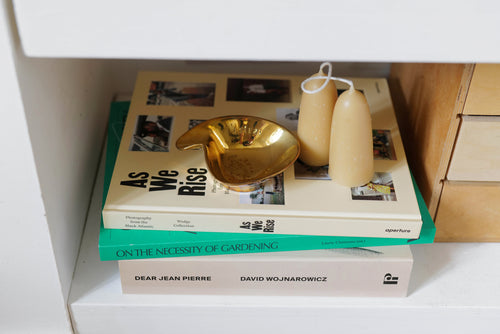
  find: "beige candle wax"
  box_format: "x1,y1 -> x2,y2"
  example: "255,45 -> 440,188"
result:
297,69 -> 338,166
329,87 -> 374,187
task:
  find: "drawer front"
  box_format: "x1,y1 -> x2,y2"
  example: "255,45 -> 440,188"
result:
447,116 -> 500,181
463,64 -> 500,115
435,181 -> 500,242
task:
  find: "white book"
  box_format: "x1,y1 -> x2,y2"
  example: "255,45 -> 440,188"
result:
103,71 -> 422,238
119,245 -> 413,297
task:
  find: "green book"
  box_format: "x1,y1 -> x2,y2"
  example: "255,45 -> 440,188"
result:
98,101 -> 435,261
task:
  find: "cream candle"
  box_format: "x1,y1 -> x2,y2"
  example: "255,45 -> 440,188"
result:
297,63 -> 338,166
329,86 -> 374,187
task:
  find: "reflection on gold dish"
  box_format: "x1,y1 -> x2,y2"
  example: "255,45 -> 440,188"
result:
176,115 -> 300,192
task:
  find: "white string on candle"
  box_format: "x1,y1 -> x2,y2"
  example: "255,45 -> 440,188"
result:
301,62 -> 354,94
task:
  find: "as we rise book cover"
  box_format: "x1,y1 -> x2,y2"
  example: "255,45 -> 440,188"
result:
102,70 -> 422,238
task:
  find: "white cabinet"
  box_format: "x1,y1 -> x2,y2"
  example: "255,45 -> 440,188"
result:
2,1 -> 500,333
12,0 -> 500,63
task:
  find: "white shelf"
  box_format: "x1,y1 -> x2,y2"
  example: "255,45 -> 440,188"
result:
69,148 -> 500,334
13,0 -> 500,63
6,1 -> 500,332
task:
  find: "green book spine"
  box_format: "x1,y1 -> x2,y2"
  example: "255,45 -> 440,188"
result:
98,102 -> 435,261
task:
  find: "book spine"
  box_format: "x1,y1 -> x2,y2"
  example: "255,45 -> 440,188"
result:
119,251 -> 413,297
99,234 -> 418,261
103,210 -> 422,239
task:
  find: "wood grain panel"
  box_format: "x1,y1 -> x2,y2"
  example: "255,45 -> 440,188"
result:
389,63 -> 474,218
447,116 -> 500,181
463,64 -> 500,115
435,181 -> 500,242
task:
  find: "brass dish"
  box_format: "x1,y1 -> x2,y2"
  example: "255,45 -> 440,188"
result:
176,115 -> 300,192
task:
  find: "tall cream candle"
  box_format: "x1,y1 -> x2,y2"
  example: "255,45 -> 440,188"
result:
297,64 -> 338,166
329,86 -> 374,187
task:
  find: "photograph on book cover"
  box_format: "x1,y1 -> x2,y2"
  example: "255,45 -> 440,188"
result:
373,129 -> 396,160
188,119 -> 206,129
239,174 -> 285,205
128,115 -> 174,152
351,172 -> 397,201
275,107 -> 300,132
147,81 -> 216,106
226,78 -> 291,102
293,159 -> 331,180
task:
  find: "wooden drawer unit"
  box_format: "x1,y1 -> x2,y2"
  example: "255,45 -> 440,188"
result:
447,116 -> 500,181
463,64 -> 500,116
390,63 -> 500,242
435,181 -> 500,242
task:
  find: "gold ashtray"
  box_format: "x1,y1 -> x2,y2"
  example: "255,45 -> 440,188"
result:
176,115 -> 300,191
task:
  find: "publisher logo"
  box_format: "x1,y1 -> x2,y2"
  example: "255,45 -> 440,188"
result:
383,273 -> 399,285
385,228 -> 411,233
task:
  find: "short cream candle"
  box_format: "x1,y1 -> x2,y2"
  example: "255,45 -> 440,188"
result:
329,86 -> 374,187
297,64 -> 338,167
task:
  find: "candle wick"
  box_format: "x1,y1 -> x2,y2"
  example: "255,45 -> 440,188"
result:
334,77 -> 355,90
301,62 -> 354,94
319,62 -> 332,77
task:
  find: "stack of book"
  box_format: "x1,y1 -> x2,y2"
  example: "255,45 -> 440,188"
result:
100,71 -> 435,297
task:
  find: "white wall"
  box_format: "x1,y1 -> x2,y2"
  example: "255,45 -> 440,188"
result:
0,1 -> 71,332
0,1 -> 114,332
14,57 -> 113,303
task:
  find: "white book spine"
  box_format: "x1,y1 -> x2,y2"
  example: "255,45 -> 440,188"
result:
104,210 -> 422,238
119,246 -> 413,297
